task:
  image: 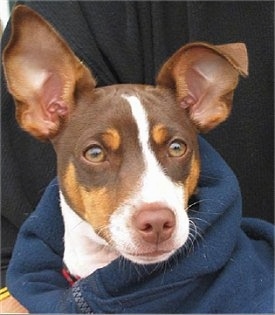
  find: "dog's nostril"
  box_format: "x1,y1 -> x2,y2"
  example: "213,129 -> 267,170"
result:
133,205 -> 175,244
141,223 -> 153,232
163,221 -> 174,229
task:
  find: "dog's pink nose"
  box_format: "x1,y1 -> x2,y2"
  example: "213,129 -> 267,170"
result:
133,205 -> 175,244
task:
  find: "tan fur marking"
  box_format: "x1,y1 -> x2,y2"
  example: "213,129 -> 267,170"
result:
79,187 -> 112,240
63,162 -> 85,215
185,155 -> 200,200
63,162 -> 115,241
102,128 -> 121,151
152,124 -> 168,145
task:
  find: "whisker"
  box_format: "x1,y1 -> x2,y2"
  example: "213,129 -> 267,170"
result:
191,216 -> 211,227
182,219 -> 205,256
71,220 -> 85,230
186,198 -> 225,213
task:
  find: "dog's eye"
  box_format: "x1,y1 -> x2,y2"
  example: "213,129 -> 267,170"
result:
168,140 -> 187,157
84,145 -> 106,163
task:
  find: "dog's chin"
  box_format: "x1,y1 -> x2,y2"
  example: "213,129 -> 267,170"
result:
121,250 -> 176,265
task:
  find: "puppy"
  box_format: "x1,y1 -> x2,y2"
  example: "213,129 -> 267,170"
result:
3,5 -> 248,278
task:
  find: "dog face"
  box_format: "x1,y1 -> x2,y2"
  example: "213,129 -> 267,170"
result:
56,84 -> 199,264
3,5 -> 248,265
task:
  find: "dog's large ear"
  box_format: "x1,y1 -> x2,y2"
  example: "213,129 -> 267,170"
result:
157,42 -> 248,132
2,5 -> 96,140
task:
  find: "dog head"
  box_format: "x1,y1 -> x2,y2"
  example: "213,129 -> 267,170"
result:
3,5 -> 248,265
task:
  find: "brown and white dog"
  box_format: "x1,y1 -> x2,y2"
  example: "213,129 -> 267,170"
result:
3,5 -> 248,278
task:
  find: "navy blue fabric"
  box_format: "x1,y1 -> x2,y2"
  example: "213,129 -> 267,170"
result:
7,137 -> 274,313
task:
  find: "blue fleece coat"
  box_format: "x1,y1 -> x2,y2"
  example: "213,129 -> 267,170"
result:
6,137 -> 274,313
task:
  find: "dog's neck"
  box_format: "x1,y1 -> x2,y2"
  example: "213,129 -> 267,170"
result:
59,192 -> 119,278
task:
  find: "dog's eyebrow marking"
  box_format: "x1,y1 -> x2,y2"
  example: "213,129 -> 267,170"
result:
102,128 -> 121,151
152,124 -> 169,145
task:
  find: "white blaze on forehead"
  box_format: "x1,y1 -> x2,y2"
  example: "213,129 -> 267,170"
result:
122,94 -> 185,206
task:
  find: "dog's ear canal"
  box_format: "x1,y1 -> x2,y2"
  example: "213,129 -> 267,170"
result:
156,42 -> 248,132
2,5 -> 96,140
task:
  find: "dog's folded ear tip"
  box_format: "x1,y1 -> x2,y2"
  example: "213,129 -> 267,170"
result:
184,41 -> 249,77
213,42 -> 249,77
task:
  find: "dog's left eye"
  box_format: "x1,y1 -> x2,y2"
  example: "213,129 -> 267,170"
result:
168,140 -> 187,157
83,145 -> 106,163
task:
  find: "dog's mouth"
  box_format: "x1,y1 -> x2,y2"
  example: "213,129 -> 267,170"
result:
121,249 -> 176,264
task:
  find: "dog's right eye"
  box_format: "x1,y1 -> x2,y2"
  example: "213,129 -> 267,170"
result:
168,139 -> 187,158
83,145 -> 106,163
